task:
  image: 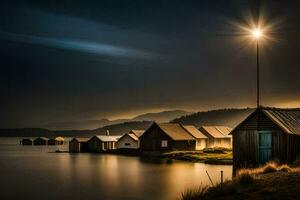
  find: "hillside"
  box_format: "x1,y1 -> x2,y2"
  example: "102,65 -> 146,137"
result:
171,108 -> 254,128
43,110 -> 190,130
0,128 -> 54,137
43,119 -> 127,131
90,121 -> 152,136
0,108 -> 254,137
132,110 -> 192,123
53,121 -> 152,137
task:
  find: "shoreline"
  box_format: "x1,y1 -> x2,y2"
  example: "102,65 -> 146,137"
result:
54,148 -> 233,165
180,161 -> 300,200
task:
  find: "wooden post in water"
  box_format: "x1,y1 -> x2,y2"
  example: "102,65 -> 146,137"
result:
206,170 -> 214,187
220,170 -> 224,188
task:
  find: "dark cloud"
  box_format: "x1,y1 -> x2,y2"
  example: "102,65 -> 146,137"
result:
1,0 -> 300,127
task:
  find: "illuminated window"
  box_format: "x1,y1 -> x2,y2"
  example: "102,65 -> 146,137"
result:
161,140 -> 168,147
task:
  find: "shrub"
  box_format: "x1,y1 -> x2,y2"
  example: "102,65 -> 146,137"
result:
203,147 -> 227,154
235,170 -> 255,185
277,164 -> 291,172
262,161 -> 278,174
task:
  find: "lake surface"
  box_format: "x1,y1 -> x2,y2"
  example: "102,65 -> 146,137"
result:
0,138 -> 232,200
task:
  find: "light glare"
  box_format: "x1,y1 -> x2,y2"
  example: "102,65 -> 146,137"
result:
252,29 -> 262,39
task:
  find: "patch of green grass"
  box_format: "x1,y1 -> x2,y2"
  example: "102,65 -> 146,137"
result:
163,150 -> 233,165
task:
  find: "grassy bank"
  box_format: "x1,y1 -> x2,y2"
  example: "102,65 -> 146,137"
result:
162,148 -> 232,165
180,161 -> 300,200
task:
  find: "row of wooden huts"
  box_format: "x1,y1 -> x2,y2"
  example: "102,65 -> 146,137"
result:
21,137 -> 65,145
69,122 -> 232,152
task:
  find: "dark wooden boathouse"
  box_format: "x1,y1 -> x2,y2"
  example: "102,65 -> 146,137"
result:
48,137 -> 65,145
139,122 -> 196,151
69,138 -> 89,153
33,137 -> 49,145
232,107 -> 300,171
21,138 -> 33,145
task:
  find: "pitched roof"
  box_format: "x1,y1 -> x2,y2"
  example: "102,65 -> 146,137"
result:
49,136 -> 65,141
94,135 -> 121,142
129,130 -> 144,138
55,137 -> 65,141
262,108 -> 300,134
72,138 -> 89,142
35,137 -> 49,141
157,123 -> 195,140
231,108 -> 300,135
127,133 -> 139,141
183,125 -> 207,139
200,126 -> 232,138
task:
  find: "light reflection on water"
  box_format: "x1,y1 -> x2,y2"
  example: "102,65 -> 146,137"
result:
0,138 -> 232,200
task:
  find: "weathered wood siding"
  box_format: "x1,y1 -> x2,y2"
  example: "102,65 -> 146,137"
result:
88,137 -> 103,152
140,124 -> 196,151
206,138 -> 231,148
233,110 -> 300,172
117,135 -> 139,149
195,139 -> 206,150
69,140 -> 80,153
33,138 -> 48,145
140,124 -> 173,151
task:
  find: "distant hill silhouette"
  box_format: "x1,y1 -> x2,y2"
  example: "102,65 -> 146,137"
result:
131,110 -> 191,122
43,110 -> 190,130
43,119 -> 126,131
52,121 -> 153,137
0,128 -> 54,137
171,108 -> 254,128
90,121 -> 153,136
0,108 -> 254,137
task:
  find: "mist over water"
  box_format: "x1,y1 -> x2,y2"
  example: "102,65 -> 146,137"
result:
0,138 -> 232,200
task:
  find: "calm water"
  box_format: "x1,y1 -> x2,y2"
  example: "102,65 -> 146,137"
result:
0,138 -> 232,200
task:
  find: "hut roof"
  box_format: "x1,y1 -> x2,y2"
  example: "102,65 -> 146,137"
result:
129,130 -> 145,138
54,137 -> 65,141
127,133 -> 139,141
231,108 -> 300,135
72,137 -> 89,142
94,135 -> 121,142
157,123 -> 195,140
262,108 -> 300,134
35,137 -> 49,141
183,125 -> 207,139
200,126 -> 232,138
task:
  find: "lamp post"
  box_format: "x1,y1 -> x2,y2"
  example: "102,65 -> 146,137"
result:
251,29 -> 262,108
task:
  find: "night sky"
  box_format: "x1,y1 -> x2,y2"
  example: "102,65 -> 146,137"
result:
1,0 -> 300,128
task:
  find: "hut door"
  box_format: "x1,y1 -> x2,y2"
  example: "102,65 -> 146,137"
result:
258,131 -> 272,164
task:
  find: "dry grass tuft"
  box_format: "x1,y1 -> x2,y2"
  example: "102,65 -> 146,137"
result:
180,186 -> 209,200
235,170 -> 255,185
262,162 -> 278,174
277,164 -> 292,172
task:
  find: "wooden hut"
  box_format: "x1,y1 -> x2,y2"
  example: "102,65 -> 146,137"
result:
21,138 -> 33,145
48,137 -> 65,145
139,122 -> 196,152
232,108 -> 300,171
69,138 -> 89,153
117,130 -> 144,149
33,137 -> 49,145
183,126 -> 207,150
199,126 -> 232,148
87,135 -> 121,152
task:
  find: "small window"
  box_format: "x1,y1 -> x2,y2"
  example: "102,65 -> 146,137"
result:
161,140 -> 168,147
125,143 -> 131,146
